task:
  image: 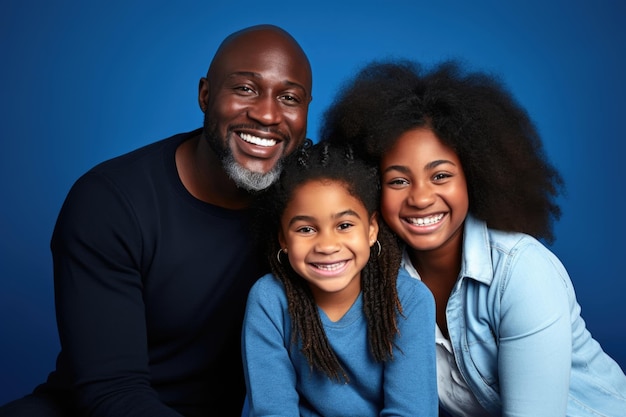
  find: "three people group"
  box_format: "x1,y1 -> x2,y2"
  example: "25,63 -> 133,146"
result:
1,24 -> 625,417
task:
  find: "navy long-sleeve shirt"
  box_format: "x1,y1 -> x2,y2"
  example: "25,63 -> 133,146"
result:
40,129 -> 266,416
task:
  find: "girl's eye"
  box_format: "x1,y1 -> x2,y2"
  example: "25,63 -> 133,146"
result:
296,226 -> 314,234
338,222 -> 353,231
433,172 -> 452,181
386,178 -> 409,187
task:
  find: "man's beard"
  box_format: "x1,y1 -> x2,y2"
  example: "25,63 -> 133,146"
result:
222,152 -> 282,192
203,122 -> 283,192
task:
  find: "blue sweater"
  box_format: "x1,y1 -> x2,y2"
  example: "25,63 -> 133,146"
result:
242,269 -> 437,417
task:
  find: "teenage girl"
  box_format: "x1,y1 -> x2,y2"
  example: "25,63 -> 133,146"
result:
320,59 -> 626,416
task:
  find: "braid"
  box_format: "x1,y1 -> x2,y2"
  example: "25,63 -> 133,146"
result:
362,221 -> 403,361
257,140 -> 404,383
271,239 -> 349,382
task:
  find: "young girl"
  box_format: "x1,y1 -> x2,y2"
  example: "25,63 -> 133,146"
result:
320,60 -> 626,416
241,141 -> 437,416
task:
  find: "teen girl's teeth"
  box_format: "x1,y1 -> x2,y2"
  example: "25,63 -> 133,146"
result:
239,133 -> 277,147
312,261 -> 347,271
407,213 -> 444,226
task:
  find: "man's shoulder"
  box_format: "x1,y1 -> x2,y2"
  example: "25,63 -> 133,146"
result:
90,128 -> 200,174
64,129 -> 200,205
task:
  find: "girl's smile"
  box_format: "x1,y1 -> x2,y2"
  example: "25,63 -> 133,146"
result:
279,179 -> 378,310
380,128 -> 468,254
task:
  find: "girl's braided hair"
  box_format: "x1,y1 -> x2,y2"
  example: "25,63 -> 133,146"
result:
254,140 -> 403,382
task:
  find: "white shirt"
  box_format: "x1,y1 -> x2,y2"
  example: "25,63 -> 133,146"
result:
435,325 -> 490,416
403,252 -> 490,417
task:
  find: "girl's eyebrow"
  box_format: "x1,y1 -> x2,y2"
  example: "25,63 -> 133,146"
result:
334,209 -> 361,220
287,209 -> 361,227
287,215 -> 314,227
382,164 -> 410,175
383,160 -> 456,174
426,159 -> 457,170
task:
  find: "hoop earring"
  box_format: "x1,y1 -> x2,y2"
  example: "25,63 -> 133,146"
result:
276,248 -> 287,264
374,240 -> 382,257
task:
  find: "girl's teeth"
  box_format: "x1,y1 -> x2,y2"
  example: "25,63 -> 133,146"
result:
410,213 -> 444,226
314,261 -> 346,271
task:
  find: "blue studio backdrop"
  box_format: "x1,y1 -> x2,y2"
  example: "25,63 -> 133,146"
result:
1,0 -> 625,403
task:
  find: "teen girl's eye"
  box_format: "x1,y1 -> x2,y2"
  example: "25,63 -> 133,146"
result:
432,172 -> 453,182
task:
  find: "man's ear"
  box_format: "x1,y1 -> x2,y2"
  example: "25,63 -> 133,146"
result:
198,77 -> 209,112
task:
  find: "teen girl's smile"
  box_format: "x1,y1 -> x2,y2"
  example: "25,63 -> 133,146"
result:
380,128 -> 468,253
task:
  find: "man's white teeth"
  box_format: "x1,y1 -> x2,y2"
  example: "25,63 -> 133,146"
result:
313,261 -> 346,271
240,133 -> 277,147
408,213 -> 444,226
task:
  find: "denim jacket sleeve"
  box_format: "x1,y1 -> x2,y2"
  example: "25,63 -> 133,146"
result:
492,236 -> 573,416
450,217 -> 626,416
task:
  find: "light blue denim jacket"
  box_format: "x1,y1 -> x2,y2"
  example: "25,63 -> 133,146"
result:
402,215 -> 626,416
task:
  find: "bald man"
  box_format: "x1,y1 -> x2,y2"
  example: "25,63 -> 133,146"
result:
0,25 -> 312,417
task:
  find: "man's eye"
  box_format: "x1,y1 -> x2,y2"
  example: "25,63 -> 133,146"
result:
280,94 -> 302,105
235,86 -> 254,94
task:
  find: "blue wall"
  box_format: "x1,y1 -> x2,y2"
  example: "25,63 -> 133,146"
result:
1,0 -> 624,403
